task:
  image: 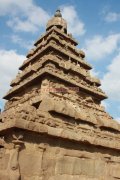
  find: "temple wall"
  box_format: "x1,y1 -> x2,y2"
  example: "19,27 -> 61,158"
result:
0,131 -> 120,180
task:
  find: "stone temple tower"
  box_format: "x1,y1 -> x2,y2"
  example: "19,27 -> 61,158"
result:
0,9 -> 120,180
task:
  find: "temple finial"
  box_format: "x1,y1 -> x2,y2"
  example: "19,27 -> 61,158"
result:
46,8 -> 67,32
54,9 -> 62,17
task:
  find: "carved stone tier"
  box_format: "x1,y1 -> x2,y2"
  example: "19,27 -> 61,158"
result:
34,26 -> 78,47
19,32 -> 91,71
0,116 -> 120,150
11,55 -> 101,88
4,67 -> 107,100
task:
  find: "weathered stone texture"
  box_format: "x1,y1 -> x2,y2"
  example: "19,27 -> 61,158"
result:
0,9 -> 120,180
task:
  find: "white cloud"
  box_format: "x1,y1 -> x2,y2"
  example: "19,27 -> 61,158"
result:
104,12 -> 120,22
90,68 -> 100,77
102,52 -> 120,101
0,49 -> 25,107
0,0 -> 50,33
101,101 -> 109,110
0,103 -> 2,111
84,34 -> 120,60
115,117 -> 120,123
11,35 -> 33,50
61,5 -> 86,36
7,17 -> 38,33
0,1 -> 85,35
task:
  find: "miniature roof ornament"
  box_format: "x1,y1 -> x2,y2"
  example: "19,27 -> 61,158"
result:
46,9 -> 67,33
54,9 -> 62,17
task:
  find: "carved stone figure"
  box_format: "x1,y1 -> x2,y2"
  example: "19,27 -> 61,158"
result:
9,135 -> 24,180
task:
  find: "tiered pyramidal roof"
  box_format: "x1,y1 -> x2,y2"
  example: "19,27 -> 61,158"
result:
0,10 -> 119,145
1,9 -> 120,153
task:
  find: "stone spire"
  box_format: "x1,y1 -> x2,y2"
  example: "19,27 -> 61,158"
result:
0,9 -> 120,180
46,9 -> 67,33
